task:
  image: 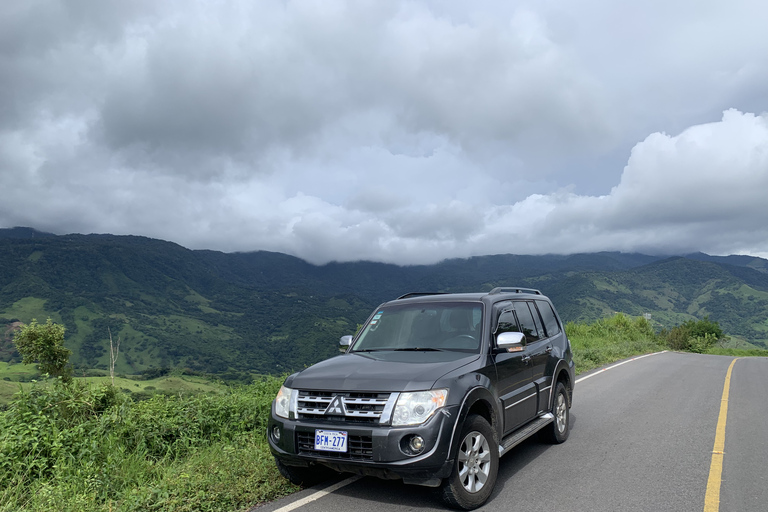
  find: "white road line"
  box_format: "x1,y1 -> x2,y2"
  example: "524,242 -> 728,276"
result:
271,476 -> 362,512
575,350 -> 668,384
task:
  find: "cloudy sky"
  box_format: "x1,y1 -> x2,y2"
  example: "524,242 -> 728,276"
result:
1,0 -> 767,265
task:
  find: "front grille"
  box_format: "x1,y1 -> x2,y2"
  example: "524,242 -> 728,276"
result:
297,431 -> 374,460
297,390 -> 393,423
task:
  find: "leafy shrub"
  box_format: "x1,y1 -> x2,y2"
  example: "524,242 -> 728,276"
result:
0,379 -> 125,485
0,375 -> 289,511
566,313 -> 663,373
661,316 -> 725,353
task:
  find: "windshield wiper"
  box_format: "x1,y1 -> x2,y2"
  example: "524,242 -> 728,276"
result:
354,347 -> 444,353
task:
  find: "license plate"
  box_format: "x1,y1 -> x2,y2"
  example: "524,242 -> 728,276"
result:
314,430 -> 348,452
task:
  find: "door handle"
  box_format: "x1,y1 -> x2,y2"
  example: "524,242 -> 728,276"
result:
521,355 -> 531,363
545,346 -> 553,354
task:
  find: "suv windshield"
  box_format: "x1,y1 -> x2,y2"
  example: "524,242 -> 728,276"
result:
352,302 -> 483,353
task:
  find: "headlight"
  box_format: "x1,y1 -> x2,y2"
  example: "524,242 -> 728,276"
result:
274,385 -> 294,419
392,389 -> 448,426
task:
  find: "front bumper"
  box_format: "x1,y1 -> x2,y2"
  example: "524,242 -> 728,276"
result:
268,403 -> 459,486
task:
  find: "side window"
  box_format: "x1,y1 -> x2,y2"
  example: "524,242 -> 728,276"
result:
535,300 -> 561,337
513,302 -> 541,343
527,302 -> 544,338
494,309 -> 520,336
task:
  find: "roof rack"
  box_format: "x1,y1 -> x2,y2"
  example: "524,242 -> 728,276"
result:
396,292 -> 449,300
488,287 -> 542,295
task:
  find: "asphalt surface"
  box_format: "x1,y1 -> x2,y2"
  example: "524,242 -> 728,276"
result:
257,352 -> 767,512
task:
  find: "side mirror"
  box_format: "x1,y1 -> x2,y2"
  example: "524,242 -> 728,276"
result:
496,331 -> 526,353
339,335 -> 353,352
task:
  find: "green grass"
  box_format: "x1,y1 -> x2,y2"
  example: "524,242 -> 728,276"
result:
0,369 -> 228,407
703,347 -> 768,357
716,335 -> 764,351
1,298 -> 59,324
567,313 -> 768,374
83,375 -> 225,395
0,362 -> 38,380
0,363 -> 38,403
567,313 -> 666,374
0,376 -> 298,512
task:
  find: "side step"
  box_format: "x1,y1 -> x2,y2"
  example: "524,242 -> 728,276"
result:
498,413 -> 554,456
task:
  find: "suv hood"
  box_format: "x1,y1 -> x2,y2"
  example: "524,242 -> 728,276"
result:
286,351 -> 480,392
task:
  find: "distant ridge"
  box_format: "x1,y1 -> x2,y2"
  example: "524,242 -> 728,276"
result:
0,227 -> 56,239
1,227 -> 767,375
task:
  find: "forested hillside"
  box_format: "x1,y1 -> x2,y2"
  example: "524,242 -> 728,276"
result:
2,228 -> 767,375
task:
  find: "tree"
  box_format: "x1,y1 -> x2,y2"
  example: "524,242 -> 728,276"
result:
13,318 -> 72,382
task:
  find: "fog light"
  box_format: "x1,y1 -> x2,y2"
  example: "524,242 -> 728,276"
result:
409,435 -> 424,453
272,426 -> 281,442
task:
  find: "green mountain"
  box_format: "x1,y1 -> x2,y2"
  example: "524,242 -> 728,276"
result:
2,228 -> 767,375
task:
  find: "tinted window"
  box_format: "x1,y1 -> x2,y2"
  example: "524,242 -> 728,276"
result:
495,309 -> 520,335
527,302 -> 544,339
514,302 -> 540,342
535,300 -> 561,337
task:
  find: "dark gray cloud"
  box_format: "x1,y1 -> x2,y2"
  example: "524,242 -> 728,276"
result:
1,0 -> 767,264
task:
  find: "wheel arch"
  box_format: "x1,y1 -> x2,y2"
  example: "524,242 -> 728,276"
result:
448,386 -> 502,458
551,361 -> 573,408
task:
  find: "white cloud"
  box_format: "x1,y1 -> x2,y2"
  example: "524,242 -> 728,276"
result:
1,1 -> 768,264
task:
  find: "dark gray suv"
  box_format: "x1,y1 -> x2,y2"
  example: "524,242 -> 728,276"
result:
268,288 -> 574,509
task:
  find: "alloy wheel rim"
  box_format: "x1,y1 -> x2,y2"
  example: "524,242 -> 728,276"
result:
457,431 -> 491,493
555,392 -> 567,433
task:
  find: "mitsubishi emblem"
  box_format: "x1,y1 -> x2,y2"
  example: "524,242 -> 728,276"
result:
325,395 -> 346,416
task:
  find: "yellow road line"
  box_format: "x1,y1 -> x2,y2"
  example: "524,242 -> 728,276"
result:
703,358 -> 738,512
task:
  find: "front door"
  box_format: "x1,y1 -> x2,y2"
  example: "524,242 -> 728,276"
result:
493,305 -> 536,434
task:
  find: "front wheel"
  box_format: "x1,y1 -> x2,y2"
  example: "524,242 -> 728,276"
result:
544,381 -> 570,444
440,414 -> 499,510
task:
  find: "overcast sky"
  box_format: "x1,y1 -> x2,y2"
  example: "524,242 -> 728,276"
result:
1,0 -> 767,265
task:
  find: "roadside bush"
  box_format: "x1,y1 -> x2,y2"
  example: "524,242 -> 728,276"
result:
661,316 -> 725,353
0,375 -> 290,511
566,313 -> 663,373
0,379 -> 125,486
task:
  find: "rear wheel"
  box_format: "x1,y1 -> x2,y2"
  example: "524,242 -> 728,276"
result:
440,414 -> 499,510
544,381 -> 570,444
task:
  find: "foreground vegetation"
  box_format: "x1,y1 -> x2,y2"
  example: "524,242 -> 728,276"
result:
1,314 -> 765,511
565,313 -> 765,374
0,376 -> 296,512
566,314 -> 665,373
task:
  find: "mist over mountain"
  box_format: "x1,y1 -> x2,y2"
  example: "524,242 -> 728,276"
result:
2,228 -> 766,376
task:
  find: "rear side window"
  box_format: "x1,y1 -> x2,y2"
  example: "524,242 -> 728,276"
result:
514,302 -> 541,343
535,300 -> 561,337
527,302 -> 544,338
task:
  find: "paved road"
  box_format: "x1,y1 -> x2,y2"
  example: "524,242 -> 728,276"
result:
258,352 -> 768,512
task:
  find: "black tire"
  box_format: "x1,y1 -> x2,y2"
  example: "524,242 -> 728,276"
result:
440,414 -> 499,510
544,381 -> 570,444
275,458 -> 334,487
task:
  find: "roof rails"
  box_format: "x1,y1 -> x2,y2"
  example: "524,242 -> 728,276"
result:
488,287 -> 542,295
396,292 -> 449,300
